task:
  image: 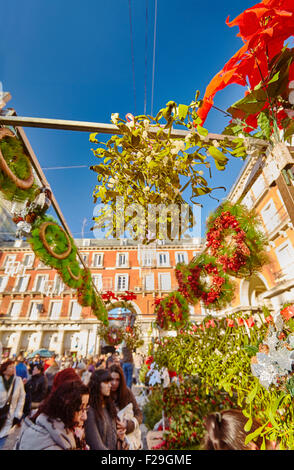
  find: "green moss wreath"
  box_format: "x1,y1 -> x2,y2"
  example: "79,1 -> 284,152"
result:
154,291 -> 190,331
0,128 -> 37,202
28,215 -> 83,289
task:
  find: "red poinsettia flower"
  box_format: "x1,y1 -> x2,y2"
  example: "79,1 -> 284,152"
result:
246,316 -> 255,328
281,305 -> 294,321
265,315 -> 273,323
237,317 -> 244,326
120,291 -> 137,301
226,318 -> 235,327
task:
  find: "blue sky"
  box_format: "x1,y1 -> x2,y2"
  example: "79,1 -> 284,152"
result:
0,0 -> 257,239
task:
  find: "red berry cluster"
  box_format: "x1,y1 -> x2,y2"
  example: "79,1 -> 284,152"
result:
206,211 -> 250,274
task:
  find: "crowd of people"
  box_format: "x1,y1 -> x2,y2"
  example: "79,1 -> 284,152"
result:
0,346 -> 278,451
0,346 -> 146,450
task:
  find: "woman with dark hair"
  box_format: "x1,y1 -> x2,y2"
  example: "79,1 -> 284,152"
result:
84,368 -> 127,450
201,409 -> 268,450
0,360 -> 25,449
109,364 -> 143,435
15,381 -> 89,450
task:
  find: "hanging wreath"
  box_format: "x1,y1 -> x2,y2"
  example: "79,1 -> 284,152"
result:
154,291 -> 190,331
206,202 -> 268,278
176,254 -> 235,310
28,216 -> 83,289
0,128 -> 37,202
98,324 -> 125,346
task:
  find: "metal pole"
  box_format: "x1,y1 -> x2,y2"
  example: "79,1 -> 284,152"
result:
0,113 -> 269,147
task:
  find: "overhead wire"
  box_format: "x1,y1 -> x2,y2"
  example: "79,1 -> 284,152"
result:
151,0 -> 157,117
128,0 -> 137,115
144,0 -> 149,115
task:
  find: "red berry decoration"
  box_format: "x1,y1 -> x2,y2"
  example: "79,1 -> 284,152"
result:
154,291 -> 190,331
206,202 -> 268,278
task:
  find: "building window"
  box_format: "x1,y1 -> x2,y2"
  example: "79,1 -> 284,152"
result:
116,253 -> 129,267
115,274 -> 129,291
49,301 -> 62,320
69,301 -> 82,320
29,302 -> 43,320
251,175 -> 266,201
53,275 -> 64,295
9,301 -> 22,319
175,252 -> 188,264
3,254 -> 16,270
23,254 -> 34,268
261,199 -> 281,233
157,252 -> 170,267
158,273 -> 171,291
79,253 -> 89,267
33,275 -> 48,293
0,276 -> 9,293
92,253 -> 104,267
275,241 -> 294,279
13,275 -> 30,293
92,274 -> 103,291
144,274 -> 154,291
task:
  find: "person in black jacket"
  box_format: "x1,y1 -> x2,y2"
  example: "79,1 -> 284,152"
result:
23,364 -> 48,417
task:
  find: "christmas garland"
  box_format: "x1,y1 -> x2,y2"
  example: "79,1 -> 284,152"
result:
206,202 -> 268,278
154,291 -> 190,331
0,128 -> 37,202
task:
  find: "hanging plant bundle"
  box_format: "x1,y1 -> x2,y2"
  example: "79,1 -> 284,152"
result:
206,202 -> 268,278
28,216 -> 83,289
0,128 -> 38,202
124,321 -> 144,351
155,291 -> 190,331
98,324 -> 125,346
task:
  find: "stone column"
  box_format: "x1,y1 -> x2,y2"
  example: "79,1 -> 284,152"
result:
34,330 -> 44,350
11,330 -> 23,356
56,329 -> 65,356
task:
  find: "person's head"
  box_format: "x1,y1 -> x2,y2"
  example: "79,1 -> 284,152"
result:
88,369 -> 116,420
109,364 -> 129,408
202,409 -> 263,450
32,363 -> 44,376
17,354 -> 24,363
52,368 -> 82,393
0,360 -> 15,377
33,381 -> 89,430
34,354 -> 41,362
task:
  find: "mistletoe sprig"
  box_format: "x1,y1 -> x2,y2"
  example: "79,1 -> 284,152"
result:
89,94 -> 247,242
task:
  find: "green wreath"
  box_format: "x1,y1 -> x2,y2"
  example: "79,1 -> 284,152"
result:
0,128 -> 37,202
155,291 -> 190,331
28,215 -> 83,289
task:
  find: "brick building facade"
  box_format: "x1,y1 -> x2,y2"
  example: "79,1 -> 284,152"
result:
0,237 -> 203,357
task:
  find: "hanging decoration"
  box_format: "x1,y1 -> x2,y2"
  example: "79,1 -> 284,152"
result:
0,127 -> 38,202
98,324 -> 125,346
206,202 -> 268,278
176,254 -> 235,310
154,291 -> 190,331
